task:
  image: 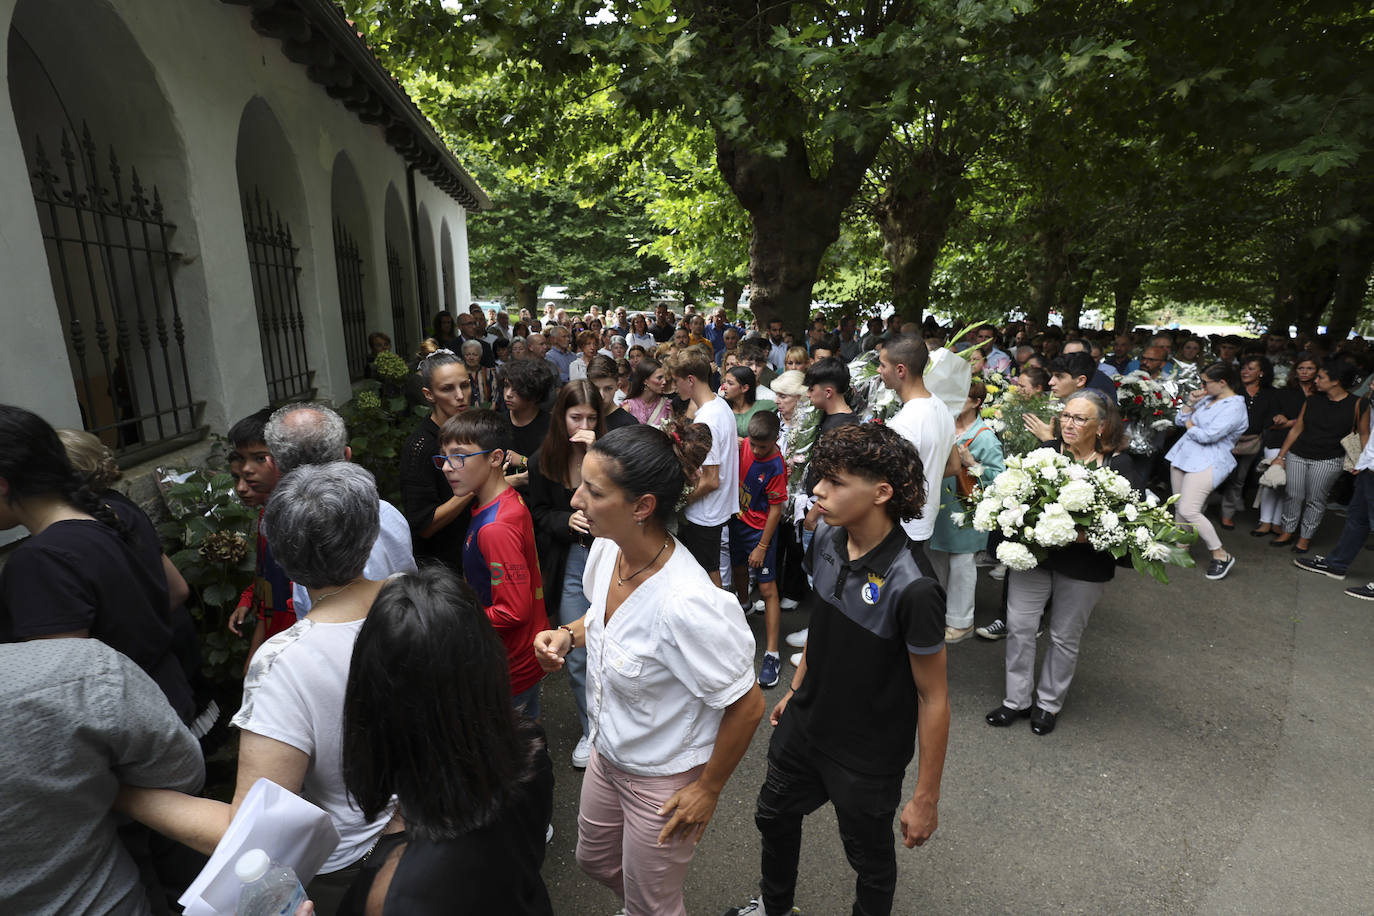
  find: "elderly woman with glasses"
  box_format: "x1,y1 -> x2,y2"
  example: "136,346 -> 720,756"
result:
113,463 -> 397,912
985,390 -> 1145,736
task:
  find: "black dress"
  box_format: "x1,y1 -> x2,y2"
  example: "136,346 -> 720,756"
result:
525,450 -> 583,621
400,416 -> 469,573
341,739 -> 554,915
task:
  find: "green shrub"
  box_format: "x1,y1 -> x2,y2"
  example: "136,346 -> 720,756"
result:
158,468 -> 258,684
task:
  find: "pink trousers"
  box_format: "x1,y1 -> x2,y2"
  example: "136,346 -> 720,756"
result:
576,748 -> 705,916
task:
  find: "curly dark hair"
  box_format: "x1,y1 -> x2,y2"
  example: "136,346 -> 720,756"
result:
811,422 -> 924,522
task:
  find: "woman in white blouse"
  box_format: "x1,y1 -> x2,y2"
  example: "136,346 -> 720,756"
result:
534,423 -> 764,916
626,313 -> 657,352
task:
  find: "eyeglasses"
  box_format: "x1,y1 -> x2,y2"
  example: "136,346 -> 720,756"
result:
431,449 -> 494,470
1060,414 -> 1097,426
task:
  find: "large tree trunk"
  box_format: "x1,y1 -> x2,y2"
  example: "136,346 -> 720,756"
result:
874,146 -> 963,326
1059,261 -> 1092,331
1326,226 -> 1374,339
1279,257 -> 1337,337
1113,261 -> 1142,332
717,133 -> 880,335
1026,227 -> 1068,326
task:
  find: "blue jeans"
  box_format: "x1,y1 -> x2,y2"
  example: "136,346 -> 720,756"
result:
560,543 -> 591,737
1327,471 -> 1374,572
512,681 -> 542,721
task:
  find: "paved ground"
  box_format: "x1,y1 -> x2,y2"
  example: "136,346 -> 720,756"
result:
535,509 -> 1374,915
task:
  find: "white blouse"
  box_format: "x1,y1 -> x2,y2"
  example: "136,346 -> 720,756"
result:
581,537 -> 756,776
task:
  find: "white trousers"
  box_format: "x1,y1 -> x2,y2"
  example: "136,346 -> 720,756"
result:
927,549 -> 976,629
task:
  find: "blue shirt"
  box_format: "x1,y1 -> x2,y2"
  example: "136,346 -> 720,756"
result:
545,347 -> 575,383
1165,394 -> 1248,486
706,322 -> 739,356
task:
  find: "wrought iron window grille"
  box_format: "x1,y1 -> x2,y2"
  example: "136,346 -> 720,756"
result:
30,123 -> 204,465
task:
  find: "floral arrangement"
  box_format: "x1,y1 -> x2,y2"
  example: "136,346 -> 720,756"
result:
979,379 -> 1061,457
784,400 -> 822,496
1114,370 -> 1180,429
847,351 -> 901,423
957,447 -> 1196,583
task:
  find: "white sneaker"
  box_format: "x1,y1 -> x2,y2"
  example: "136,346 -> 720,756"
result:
546,823 -> 554,844
780,596 -> 799,609
571,735 -> 591,769
785,628 -> 809,648
789,651 -> 803,667
753,599 -> 765,612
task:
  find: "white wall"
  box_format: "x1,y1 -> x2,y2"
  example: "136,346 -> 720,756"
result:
0,0 -> 475,443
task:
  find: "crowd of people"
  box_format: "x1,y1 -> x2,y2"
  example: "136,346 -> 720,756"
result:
4,298 -> 1373,916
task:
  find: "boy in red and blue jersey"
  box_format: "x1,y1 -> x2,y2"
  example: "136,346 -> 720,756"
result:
437,409 -> 548,717
224,410 -> 293,674
730,410 -> 788,688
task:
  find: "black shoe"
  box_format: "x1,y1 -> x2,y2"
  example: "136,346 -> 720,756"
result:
986,704 -> 1032,727
1292,544 -> 1310,555
1270,537 -> 1294,548
1250,528 -> 1275,538
1205,554 -> 1236,581
1219,519 -> 1235,530
1030,707 -> 1057,735
1294,556 -> 1347,580
1344,582 -> 1374,601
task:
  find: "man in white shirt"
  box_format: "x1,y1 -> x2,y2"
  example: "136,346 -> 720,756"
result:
877,334 -> 957,548
671,348 -> 740,586
263,403 -> 418,615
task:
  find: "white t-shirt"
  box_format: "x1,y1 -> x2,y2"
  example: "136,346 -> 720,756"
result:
569,357 -> 590,381
686,395 -> 740,527
293,500 -> 416,616
887,395 -> 956,543
627,332 -> 656,351
231,618 -> 394,873
582,538 -> 755,776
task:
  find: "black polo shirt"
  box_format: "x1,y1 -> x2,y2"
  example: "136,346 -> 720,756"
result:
793,519 -> 945,776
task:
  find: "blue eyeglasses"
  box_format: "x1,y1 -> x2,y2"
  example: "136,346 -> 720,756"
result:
431,449 -> 494,470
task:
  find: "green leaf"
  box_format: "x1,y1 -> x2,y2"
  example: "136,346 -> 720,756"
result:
202,582 -> 240,609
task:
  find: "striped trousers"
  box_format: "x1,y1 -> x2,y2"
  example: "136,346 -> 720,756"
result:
1280,454 -> 1344,539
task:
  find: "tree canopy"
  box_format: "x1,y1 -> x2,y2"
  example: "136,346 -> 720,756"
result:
346,0 -> 1374,334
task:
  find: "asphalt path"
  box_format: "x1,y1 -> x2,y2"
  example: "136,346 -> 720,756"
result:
536,510 -> 1374,915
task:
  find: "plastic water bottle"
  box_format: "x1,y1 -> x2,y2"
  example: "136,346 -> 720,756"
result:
235,848 -> 306,916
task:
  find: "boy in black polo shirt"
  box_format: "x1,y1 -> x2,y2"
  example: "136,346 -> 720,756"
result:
723,422 -> 950,916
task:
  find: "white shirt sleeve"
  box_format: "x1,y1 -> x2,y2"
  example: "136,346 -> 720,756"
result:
656,587 -> 756,709
231,628 -> 315,756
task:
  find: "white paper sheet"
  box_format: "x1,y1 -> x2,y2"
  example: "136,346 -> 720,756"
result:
179,778 -> 341,916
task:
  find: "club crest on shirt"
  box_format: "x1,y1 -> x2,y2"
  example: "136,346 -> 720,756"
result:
862,572 -> 884,605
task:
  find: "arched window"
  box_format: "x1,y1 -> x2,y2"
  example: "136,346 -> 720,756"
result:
10,0 -> 201,461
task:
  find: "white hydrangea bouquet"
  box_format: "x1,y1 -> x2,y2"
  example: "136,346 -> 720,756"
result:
956,447 -> 1197,583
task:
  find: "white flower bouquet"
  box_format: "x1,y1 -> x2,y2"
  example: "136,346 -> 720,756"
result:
956,447 -> 1197,583
847,352 -> 901,423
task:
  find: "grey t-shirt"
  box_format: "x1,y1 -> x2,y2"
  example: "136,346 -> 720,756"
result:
0,639 -> 204,915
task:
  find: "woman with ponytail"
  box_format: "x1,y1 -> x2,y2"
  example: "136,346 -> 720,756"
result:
0,405 -> 194,723
533,423 -> 763,916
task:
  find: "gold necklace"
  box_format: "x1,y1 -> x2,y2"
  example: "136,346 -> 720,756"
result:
311,579 -> 360,605
616,538 -> 670,587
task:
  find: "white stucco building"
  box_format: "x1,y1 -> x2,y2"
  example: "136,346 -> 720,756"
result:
0,0 -> 489,470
